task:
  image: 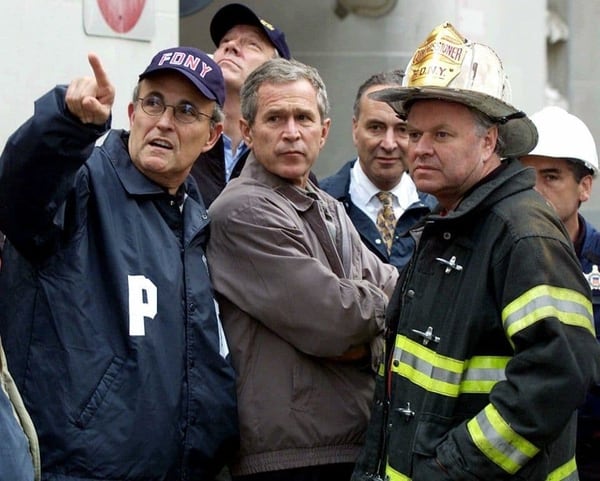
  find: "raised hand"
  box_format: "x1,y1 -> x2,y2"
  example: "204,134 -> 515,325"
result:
65,53 -> 115,125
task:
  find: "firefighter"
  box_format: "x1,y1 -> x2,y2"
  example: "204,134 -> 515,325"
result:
351,22 -> 600,481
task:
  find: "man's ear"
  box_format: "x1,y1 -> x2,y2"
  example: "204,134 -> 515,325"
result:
201,122 -> 223,153
579,174 -> 593,203
483,125 -> 499,161
240,118 -> 253,148
320,118 -> 332,150
351,116 -> 359,147
127,102 -> 135,127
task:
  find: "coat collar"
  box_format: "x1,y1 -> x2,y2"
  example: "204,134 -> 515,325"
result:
241,153 -> 319,212
430,159 -> 535,221
101,130 -> 203,205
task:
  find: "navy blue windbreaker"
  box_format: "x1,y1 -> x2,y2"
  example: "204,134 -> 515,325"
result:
580,215 -> 600,336
0,86 -> 239,481
577,215 -> 600,462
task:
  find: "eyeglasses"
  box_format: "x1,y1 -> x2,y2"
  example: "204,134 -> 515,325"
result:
137,96 -> 212,124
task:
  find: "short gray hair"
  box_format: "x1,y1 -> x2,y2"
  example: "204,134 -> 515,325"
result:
240,58 -> 330,126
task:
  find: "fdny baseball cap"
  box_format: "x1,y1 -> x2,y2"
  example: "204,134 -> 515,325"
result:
210,3 -> 291,60
372,22 -> 538,158
139,46 -> 225,107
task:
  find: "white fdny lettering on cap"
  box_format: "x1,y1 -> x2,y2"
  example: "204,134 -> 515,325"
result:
158,52 -> 213,78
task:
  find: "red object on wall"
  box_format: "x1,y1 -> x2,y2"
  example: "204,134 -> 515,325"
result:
96,0 -> 147,33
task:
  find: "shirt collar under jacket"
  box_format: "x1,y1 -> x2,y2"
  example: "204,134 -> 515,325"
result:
348,158 -> 419,223
222,133 -> 249,182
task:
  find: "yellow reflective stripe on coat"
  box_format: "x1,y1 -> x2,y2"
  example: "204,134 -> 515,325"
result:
503,285 -> 594,340
546,456 -> 578,481
391,335 -> 508,397
385,444 -> 576,481
467,404 -> 539,474
386,462 -> 411,480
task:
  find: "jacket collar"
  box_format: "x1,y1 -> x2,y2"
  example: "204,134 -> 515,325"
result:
580,214 -> 600,266
241,153 -> 317,212
101,130 -> 202,205
430,159 -> 535,221
320,159 -> 354,200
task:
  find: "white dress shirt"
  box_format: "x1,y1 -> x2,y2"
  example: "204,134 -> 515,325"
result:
348,158 -> 420,225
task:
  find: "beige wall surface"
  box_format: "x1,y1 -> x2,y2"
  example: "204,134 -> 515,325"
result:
0,0 -> 179,148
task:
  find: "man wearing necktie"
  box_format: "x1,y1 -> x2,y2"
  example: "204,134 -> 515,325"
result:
321,70 -> 436,269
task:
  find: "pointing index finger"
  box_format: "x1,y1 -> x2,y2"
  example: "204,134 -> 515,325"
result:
87,52 -> 110,90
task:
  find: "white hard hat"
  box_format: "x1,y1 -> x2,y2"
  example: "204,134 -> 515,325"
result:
527,106 -> 598,174
372,22 -> 538,158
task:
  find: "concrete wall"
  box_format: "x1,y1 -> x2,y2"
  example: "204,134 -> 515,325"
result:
0,0 -> 179,149
559,0 -> 600,225
181,0 -> 546,178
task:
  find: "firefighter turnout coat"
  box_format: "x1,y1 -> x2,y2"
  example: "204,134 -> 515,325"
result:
352,160 -> 600,481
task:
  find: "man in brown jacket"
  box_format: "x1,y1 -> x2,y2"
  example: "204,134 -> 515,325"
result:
207,58 -> 398,481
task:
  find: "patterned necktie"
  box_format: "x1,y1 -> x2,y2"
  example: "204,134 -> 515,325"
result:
376,191 -> 396,253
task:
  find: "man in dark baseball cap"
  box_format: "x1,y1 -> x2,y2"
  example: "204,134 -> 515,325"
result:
139,46 -> 225,106
191,3 -> 293,208
0,46 -> 238,480
210,3 -> 291,60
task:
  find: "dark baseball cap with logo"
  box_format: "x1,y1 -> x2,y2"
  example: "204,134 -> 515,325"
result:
139,46 -> 225,107
210,3 -> 291,60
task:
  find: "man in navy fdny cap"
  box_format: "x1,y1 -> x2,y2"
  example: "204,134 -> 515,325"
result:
139,45 -> 226,106
191,3 -> 293,208
0,46 -> 238,480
